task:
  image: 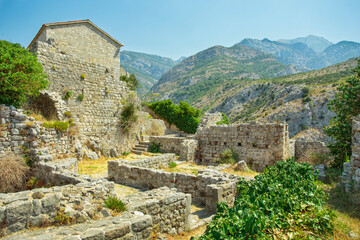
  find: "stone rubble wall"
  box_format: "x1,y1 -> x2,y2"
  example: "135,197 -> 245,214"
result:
149,136 -> 198,162
0,180 -> 115,236
199,112 -> 223,128
108,160 -> 241,213
121,187 -> 191,235
294,140 -> 330,164
343,116 -> 360,190
2,213 -> 153,240
115,153 -> 176,168
196,122 -> 289,172
30,40 -> 142,153
0,105 -> 72,158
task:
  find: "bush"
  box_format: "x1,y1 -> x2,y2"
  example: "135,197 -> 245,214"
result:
104,196 -> 127,213
149,141 -> 162,153
196,158 -> 334,239
120,74 -> 139,91
302,96 -> 312,103
216,148 -> 239,164
302,86 -> 310,98
43,121 -> 69,131
77,94 -> 84,101
216,113 -> 229,125
0,154 -> 30,193
62,91 -> 73,100
0,40 -> 48,108
120,103 -> 138,132
148,99 -> 201,134
169,162 -> 177,168
55,208 -> 73,225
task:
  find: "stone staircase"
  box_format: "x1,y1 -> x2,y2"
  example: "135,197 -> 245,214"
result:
131,141 -> 150,155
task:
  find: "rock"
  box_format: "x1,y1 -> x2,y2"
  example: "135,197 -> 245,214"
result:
110,147 -> 119,158
41,195 -> 60,214
101,208 -> 111,217
5,201 -> 33,224
32,192 -> 44,199
349,231 -> 359,239
80,229 -> 105,240
234,161 -> 249,172
74,140 -> 82,153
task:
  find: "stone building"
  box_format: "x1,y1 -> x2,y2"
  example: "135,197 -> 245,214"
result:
28,20 -> 142,153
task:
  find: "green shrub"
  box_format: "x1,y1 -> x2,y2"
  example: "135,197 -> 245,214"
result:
104,196 -> 127,213
64,111 -> 72,118
120,103 -> 138,132
148,99 -> 201,134
216,112 -> 229,125
77,94 -> 84,101
149,141 -> 162,153
216,148 -> 239,164
122,151 -> 130,156
62,91 -> 73,100
302,96 -> 312,103
55,208 -> 73,225
169,162 -> 177,168
43,121 -> 69,131
0,40 -> 49,108
80,74 -> 86,79
120,74 -> 139,91
196,158 -> 334,240
302,86 -> 310,97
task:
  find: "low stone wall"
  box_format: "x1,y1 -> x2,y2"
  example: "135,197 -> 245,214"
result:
2,213 -> 153,240
115,153 -> 176,168
196,122 -> 289,172
343,116 -> 360,190
149,136 -> 186,155
0,105 -> 73,159
0,180 -> 115,236
294,140 -> 330,164
122,187 -> 191,235
149,136 -> 198,162
108,160 -> 241,212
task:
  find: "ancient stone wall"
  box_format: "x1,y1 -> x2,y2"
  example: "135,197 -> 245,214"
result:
29,40 -> 142,153
149,136 -> 186,155
122,187 -> 191,235
294,140 -> 330,164
199,112 -> 223,128
343,116 -> 360,190
196,122 -> 289,172
0,105 -> 72,159
115,153 -> 176,168
108,160 -> 240,212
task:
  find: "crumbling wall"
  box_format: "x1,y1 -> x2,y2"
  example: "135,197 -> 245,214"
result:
196,122 -> 289,172
199,112 -> 223,128
108,160 -> 240,213
343,116 -> 360,190
0,105 -> 72,158
294,140 -> 330,164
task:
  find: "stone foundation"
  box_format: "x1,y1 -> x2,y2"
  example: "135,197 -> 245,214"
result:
294,140 -> 330,164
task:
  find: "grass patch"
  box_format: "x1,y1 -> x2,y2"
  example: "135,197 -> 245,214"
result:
104,196 -> 127,213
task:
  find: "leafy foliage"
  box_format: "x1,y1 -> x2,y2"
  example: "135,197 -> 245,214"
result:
216,113 -> 229,125
169,162 -> 177,168
148,99 -> 201,133
196,158 -> 334,240
120,103 -> 138,132
0,40 -> 48,107
216,148 -> 238,164
120,74 -> 139,91
325,61 -> 360,169
104,196 -> 127,213
149,141 -> 162,153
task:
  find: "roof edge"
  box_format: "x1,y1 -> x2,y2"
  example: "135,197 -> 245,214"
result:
28,19 -> 124,49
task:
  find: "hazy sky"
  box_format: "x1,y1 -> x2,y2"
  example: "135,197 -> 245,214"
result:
0,0 -> 359,59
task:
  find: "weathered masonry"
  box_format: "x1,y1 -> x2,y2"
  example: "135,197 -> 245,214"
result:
28,20 -> 141,153
196,122 -> 290,172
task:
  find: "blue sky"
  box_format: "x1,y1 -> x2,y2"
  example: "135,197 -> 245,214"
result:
0,0 -> 359,60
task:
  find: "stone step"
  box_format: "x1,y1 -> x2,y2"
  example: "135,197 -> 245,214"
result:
133,147 -> 148,152
131,149 -> 144,155
137,142 -> 149,147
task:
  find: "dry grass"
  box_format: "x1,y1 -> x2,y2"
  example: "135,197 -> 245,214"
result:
221,165 -> 260,178
0,154 -> 30,193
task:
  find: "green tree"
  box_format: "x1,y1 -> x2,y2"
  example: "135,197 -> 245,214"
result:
120,74 -> 139,91
325,61 -> 360,169
0,40 -> 48,108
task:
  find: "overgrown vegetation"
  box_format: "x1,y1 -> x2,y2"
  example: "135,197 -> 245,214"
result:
43,121 -> 69,132
120,102 -> 138,132
54,208 -> 73,225
77,94 -> 84,101
195,158 -> 334,239
104,196 -> 127,213
169,162 -> 177,168
0,40 -> 48,108
216,148 -> 239,164
62,91 -> 73,100
216,113 -> 229,125
120,74 -> 139,91
147,99 -> 201,134
149,141 -> 162,153
325,60 -> 360,170
0,154 -> 30,193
